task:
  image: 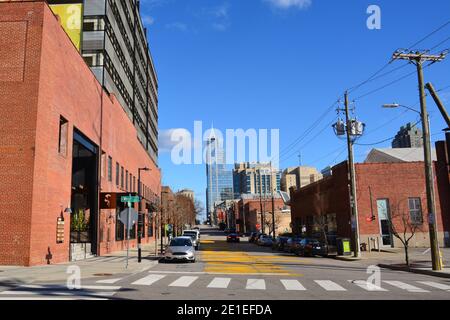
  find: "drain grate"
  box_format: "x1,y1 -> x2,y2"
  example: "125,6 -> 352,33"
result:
93,273 -> 113,276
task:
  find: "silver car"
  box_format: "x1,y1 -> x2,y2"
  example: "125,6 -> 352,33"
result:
164,236 -> 196,263
182,230 -> 200,250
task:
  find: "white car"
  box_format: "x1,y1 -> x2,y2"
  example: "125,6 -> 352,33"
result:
182,230 -> 200,250
164,236 -> 196,263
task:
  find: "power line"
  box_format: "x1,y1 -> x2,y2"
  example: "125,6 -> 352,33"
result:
278,99 -> 340,158
407,19 -> 450,50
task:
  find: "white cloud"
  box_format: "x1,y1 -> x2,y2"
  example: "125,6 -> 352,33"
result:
165,22 -> 188,32
141,15 -> 155,26
264,0 -> 312,10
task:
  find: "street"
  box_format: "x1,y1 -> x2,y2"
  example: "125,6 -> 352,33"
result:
1,226 -> 450,300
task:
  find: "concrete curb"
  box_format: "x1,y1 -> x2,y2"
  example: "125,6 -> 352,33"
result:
378,264 -> 450,279
332,255 -> 362,262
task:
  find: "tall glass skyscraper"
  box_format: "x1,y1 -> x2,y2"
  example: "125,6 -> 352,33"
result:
205,129 -> 233,225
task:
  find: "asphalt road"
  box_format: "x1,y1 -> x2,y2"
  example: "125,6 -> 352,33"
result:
1,226 -> 450,300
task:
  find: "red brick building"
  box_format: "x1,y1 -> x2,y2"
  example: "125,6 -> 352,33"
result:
290,140 -> 450,249
0,1 -> 161,266
233,197 -> 291,235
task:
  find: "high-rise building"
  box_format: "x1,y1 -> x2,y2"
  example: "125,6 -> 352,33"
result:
392,122 -> 423,149
280,166 -> 322,192
205,130 -> 233,224
48,0 -> 159,162
233,162 -> 281,198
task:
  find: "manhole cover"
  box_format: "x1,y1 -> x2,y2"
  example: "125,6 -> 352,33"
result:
93,273 -> 113,276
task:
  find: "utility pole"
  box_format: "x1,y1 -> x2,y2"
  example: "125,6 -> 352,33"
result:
344,92 -> 361,258
333,93 -> 364,258
259,170 -> 264,233
270,162 -> 276,239
392,50 -> 446,270
425,82 -> 450,129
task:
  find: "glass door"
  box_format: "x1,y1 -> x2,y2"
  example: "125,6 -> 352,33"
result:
377,199 -> 392,247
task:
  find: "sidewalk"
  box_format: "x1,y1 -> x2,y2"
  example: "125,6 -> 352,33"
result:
0,241 -> 162,286
331,247 -> 450,278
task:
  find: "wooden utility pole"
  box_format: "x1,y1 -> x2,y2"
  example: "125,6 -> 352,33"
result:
392,50 -> 446,270
259,170 -> 264,233
270,162 -> 276,239
344,92 -> 361,258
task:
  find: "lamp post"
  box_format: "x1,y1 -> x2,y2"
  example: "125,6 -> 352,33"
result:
382,103 -> 442,270
138,167 -> 150,263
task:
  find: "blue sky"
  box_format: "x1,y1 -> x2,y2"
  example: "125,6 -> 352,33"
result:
140,0 -> 450,220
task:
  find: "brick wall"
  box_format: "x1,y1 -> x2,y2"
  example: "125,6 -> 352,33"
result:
0,1 -> 161,266
290,160 -> 449,249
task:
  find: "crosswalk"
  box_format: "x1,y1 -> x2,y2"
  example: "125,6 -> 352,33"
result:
105,273 -> 450,294
1,275 -> 448,299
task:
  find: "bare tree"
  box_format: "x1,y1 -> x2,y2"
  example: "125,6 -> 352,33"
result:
388,199 -> 424,267
263,213 -> 282,237
194,199 -> 204,224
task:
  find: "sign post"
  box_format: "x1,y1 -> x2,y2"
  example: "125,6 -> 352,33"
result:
119,194 -> 140,268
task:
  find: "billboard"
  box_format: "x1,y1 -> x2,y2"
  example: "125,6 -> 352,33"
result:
48,1 -> 83,51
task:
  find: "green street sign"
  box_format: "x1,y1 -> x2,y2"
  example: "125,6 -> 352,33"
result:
121,196 -> 140,203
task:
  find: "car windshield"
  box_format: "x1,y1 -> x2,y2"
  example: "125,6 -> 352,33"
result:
170,238 -> 192,247
183,232 -> 197,237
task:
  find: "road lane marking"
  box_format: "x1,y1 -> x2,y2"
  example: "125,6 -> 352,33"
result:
280,280 -> 306,291
383,281 -> 429,293
147,270 -> 295,276
315,280 -> 347,291
417,281 -> 450,291
207,278 -> 231,289
96,278 -> 122,284
168,276 -> 199,287
246,279 -> 266,290
349,280 -> 387,292
132,274 -> 166,286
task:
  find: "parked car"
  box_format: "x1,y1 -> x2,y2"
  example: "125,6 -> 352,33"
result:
257,235 -> 274,247
294,238 -> 322,257
164,236 -> 196,263
224,228 -> 236,234
182,230 -> 200,250
249,232 -> 259,243
226,233 -> 240,243
272,236 -> 289,251
284,236 -> 303,253
254,233 -> 267,245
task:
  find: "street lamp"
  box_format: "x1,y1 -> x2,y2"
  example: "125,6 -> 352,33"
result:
382,102 -> 442,270
137,167 -> 151,263
382,103 -> 421,114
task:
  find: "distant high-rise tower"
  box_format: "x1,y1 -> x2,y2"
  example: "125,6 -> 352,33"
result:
205,129 -> 233,225
392,123 -> 423,148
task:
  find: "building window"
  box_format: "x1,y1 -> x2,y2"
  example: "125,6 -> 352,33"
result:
115,209 -> 124,241
408,198 -> 423,224
58,116 -> 68,156
116,162 -> 120,186
125,170 -> 129,191
130,174 -> 133,193
101,152 -> 106,178
147,213 -> 153,237
83,17 -> 105,31
108,156 -> 112,182
121,166 -> 124,189
133,176 -> 136,193
82,51 -> 104,67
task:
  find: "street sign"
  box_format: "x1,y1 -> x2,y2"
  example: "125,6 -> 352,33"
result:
121,195 -> 140,203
